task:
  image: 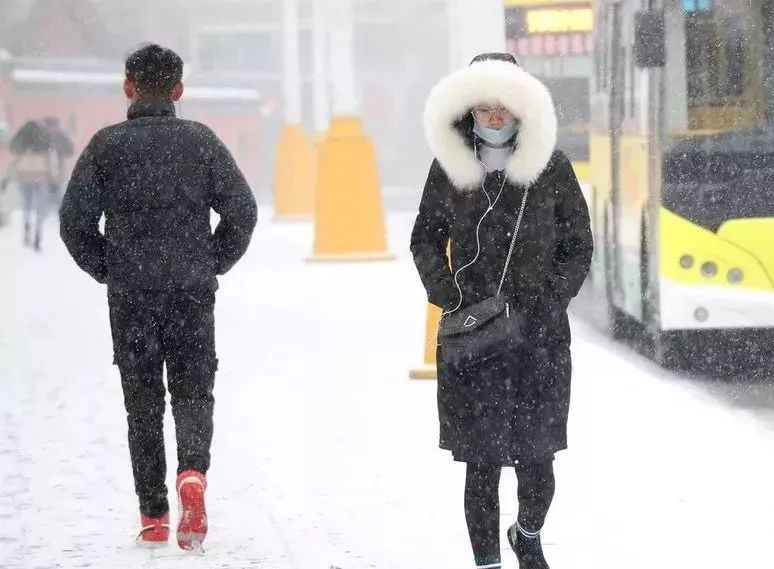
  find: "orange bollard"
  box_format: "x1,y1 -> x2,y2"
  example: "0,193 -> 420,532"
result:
307,116 -> 395,262
273,124 -> 315,221
409,303 -> 443,380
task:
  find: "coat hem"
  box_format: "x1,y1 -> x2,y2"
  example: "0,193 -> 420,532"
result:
440,442 -> 566,466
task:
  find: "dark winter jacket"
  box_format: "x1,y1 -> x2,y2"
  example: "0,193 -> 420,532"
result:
411,55 -> 593,464
60,99 -> 257,291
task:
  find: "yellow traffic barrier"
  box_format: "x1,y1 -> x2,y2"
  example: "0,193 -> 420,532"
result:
307,116 -> 395,262
409,303 -> 443,380
273,123 -> 315,221
571,160 -> 591,186
309,130 -> 326,207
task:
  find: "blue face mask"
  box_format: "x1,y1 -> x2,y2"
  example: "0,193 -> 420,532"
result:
473,120 -> 518,146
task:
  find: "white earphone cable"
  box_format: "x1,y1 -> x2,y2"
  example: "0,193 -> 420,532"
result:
444,139 -> 507,316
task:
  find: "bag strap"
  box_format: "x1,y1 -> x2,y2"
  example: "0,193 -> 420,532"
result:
497,187 -> 529,295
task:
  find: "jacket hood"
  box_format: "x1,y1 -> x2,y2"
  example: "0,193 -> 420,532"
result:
423,56 -> 557,191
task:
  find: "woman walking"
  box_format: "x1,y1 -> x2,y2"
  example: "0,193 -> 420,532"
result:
410,53 -> 593,569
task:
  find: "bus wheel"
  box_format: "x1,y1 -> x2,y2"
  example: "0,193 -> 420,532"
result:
652,331 -> 686,370
609,305 -> 629,340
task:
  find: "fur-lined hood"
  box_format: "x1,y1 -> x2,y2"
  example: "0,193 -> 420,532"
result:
423,56 -> 557,191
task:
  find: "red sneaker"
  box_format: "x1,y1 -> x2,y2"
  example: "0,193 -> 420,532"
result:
137,513 -> 170,548
176,470 -> 208,550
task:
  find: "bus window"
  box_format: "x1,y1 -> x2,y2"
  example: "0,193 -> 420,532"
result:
679,0 -> 767,133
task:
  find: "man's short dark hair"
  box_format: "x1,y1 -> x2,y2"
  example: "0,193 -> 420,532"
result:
125,44 -> 183,98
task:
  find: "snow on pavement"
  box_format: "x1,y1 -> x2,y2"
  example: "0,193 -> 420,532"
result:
2,212 -> 774,569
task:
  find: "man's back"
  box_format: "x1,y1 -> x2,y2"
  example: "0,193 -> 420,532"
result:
60,98 -> 257,291
58,43 -> 256,549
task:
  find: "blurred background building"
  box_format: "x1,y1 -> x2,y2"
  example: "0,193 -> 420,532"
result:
505,0 -> 593,180
0,0 -> 592,206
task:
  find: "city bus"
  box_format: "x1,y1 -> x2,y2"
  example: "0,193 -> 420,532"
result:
504,0 -> 593,180
589,0 -> 774,366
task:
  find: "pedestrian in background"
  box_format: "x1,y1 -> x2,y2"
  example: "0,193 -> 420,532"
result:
1,120 -> 60,251
41,116 -> 75,208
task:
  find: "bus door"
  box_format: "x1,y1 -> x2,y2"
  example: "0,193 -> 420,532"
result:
607,1 -> 626,306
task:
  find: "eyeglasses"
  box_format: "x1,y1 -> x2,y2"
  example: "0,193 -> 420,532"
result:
471,106 -> 515,123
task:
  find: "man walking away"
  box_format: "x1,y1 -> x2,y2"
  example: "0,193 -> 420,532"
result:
59,44 -> 258,550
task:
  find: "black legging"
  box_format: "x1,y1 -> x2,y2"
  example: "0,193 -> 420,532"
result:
464,459 -> 555,565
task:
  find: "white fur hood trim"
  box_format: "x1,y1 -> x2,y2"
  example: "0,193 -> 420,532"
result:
423,59 -> 558,191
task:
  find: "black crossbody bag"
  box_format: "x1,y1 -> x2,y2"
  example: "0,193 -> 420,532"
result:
438,187 -> 529,367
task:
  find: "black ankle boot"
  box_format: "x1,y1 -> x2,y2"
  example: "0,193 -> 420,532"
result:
507,523 -> 549,569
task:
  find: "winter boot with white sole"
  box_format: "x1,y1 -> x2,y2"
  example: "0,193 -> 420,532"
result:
176,470 -> 208,551
136,513 -> 170,548
507,521 -> 549,569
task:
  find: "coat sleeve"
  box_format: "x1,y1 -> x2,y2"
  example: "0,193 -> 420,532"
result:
59,134 -> 108,284
549,152 -> 594,305
410,160 -> 458,311
206,131 -> 258,275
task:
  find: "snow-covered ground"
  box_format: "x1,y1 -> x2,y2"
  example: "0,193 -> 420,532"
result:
2,211 -> 774,569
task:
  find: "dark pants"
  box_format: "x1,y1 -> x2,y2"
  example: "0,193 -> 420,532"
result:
465,458 -> 555,566
108,290 -> 217,517
20,179 -> 49,250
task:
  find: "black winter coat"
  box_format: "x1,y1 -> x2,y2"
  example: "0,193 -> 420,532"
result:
60,99 -> 257,291
413,57 -> 593,464
411,153 -> 592,464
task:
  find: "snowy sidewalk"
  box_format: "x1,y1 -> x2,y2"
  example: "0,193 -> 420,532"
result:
2,212 -> 774,569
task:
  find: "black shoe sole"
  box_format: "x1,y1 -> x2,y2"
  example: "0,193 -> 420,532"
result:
506,523 -> 518,554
